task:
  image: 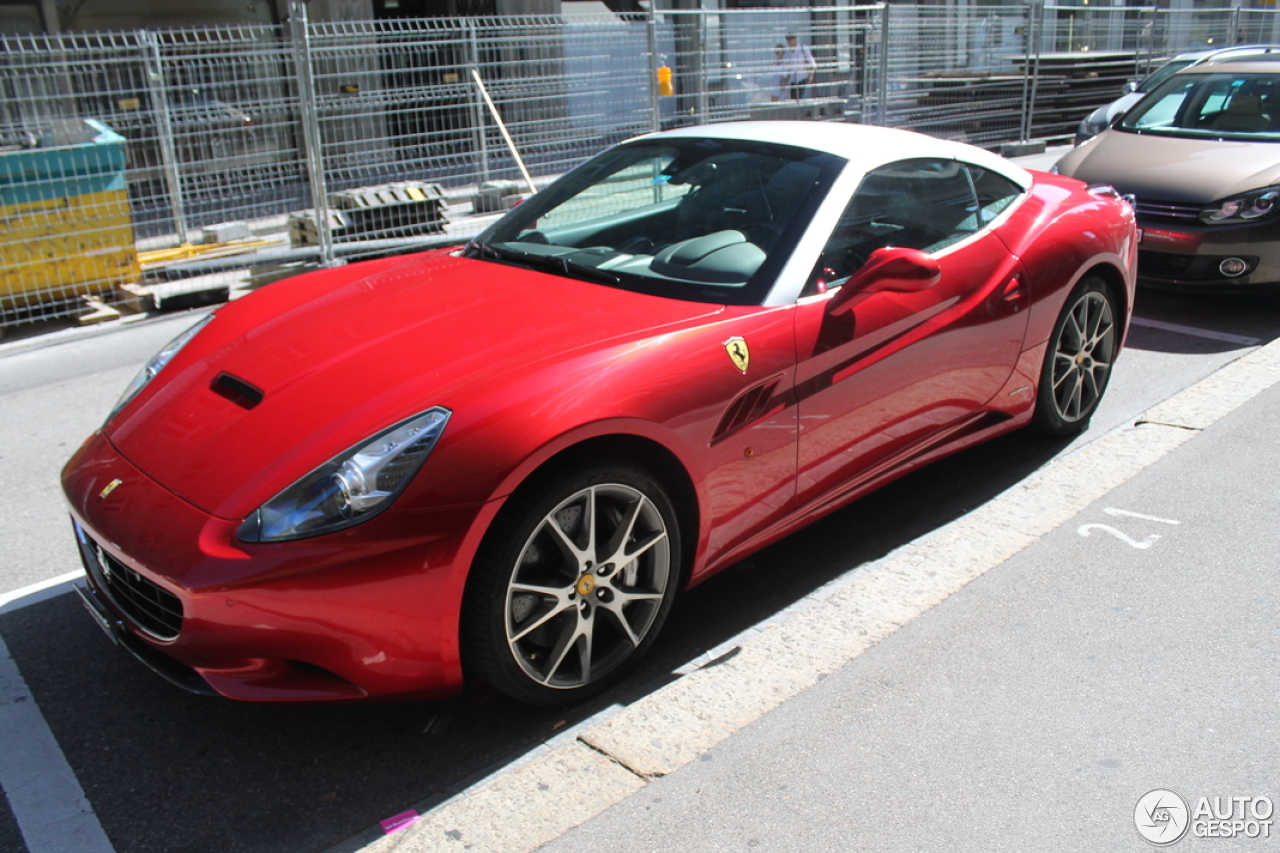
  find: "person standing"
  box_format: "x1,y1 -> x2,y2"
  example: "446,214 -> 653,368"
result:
783,33 -> 816,100
769,43 -> 788,101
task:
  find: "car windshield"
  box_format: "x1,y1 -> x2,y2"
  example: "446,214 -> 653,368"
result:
1119,70 -> 1280,141
471,137 -> 843,305
1138,58 -> 1197,92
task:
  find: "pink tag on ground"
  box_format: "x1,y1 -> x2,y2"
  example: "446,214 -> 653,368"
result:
380,810 -> 419,834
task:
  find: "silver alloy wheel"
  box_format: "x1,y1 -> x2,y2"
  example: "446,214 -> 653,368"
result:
1049,289 -> 1116,424
504,482 -> 671,690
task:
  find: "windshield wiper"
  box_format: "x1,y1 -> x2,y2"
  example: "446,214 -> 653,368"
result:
464,240 -> 502,260
465,241 -> 620,285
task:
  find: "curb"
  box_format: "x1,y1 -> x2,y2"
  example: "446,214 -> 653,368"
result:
350,334 -> 1280,853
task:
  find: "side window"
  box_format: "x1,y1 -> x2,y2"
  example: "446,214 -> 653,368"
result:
965,165 -> 1024,228
810,158 -> 980,292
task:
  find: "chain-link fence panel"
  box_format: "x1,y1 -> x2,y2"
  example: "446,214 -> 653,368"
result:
0,32 -> 148,324
874,4 -> 1033,148
300,11 -> 658,266
1238,8 -> 1280,46
1028,5 -> 1158,142
655,7 -> 866,128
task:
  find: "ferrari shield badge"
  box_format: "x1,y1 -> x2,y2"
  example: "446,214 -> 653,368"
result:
723,336 -> 750,373
98,478 -> 123,501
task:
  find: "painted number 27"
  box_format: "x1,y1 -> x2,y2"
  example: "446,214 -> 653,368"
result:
1077,508 -> 1180,550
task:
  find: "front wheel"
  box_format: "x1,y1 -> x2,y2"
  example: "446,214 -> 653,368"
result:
461,465 -> 681,706
1032,276 -> 1119,436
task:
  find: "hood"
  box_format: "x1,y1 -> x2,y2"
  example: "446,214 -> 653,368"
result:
1057,131 -> 1280,202
108,251 -> 722,518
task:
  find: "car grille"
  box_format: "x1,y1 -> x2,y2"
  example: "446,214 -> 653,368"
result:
1138,250 -> 1196,279
1132,197 -> 1203,224
77,524 -> 183,640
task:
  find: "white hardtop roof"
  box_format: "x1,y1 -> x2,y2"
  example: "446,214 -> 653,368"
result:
645,121 -> 1032,189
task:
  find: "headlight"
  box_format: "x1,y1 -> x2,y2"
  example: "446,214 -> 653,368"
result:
237,407 -> 451,543
107,314 -> 214,423
1201,187 -> 1280,224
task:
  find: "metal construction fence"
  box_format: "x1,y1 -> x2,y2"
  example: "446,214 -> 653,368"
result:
2,1 -> 1279,327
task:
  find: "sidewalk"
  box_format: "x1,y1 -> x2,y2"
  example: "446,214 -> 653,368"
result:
355,333 -> 1280,853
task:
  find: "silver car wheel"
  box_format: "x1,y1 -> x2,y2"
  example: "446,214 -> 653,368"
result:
1049,287 -> 1116,425
504,482 -> 671,690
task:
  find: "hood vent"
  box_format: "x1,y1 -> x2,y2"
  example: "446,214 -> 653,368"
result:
211,372 -> 264,410
713,376 -> 784,443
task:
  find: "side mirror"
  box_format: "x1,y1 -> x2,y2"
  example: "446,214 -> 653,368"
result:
827,247 -> 942,314
1121,80 -> 1138,95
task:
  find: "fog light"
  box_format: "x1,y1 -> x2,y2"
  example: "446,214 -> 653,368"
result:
1219,257 -> 1249,278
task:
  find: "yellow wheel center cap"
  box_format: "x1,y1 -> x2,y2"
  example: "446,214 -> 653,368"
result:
577,575 -> 596,596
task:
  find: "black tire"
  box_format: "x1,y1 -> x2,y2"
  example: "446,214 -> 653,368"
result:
461,464 -> 681,706
1032,275 -> 1119,436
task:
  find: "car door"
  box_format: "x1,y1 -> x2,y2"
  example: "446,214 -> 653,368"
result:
793,157 -> 1031,509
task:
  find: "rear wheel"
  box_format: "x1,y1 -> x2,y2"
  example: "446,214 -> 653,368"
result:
1032,276 -> 1118,436
461,465 -> 680,706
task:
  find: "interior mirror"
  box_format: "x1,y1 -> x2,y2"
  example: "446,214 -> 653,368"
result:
827,247 -> 942,314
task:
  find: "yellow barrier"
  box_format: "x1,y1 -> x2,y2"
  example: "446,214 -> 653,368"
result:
0,187 -> 141,310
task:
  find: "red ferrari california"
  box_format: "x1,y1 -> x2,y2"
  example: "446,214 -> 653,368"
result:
63,123 -> 1136,705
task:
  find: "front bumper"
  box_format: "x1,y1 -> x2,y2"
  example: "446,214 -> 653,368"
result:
72,573 -> 218,696
63,430 -> 499,701
1137,219 -> 1280,291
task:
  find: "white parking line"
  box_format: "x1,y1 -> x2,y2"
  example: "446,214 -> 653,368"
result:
0,634 -> 116,853
0,572 -> 83,616
1131,316 -> 1262,346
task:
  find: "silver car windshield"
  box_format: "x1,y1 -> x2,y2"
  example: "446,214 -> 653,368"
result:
1119,71 -> 1280,141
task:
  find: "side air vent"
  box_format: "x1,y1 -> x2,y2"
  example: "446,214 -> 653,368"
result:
211,372 -> 264,410
713,376 -> 784,443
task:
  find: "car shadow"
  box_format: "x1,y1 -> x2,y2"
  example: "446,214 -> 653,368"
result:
0,425 -> 1073,853
1124,288 -> 1280,355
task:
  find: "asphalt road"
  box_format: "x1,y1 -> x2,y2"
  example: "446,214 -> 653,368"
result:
0,286 -> 1277,853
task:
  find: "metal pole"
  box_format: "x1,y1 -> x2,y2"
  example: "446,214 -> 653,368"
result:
876,2 -> 889,126
466,20 -> 489,184
470,68 -> 536,195
647,9 -> 661,135
141,30 -> 189,245
696,12 -> 708,123
1022,1 -> 1044,142
289,1 -> 335,267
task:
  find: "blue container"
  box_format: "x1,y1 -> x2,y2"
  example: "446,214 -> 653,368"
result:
0,119 -> 129,207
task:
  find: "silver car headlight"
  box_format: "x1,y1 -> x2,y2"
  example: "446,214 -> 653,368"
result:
1201,187 -> 1280,224
107,314 -> 214,423
238,407 -> 452,543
